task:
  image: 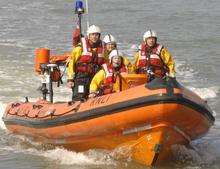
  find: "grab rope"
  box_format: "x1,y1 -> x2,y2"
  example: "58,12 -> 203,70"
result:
6,102 -> 81,119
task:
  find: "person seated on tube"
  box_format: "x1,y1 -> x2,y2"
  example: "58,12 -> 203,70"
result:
134,29 -> 175,82
103,34 -> 135,73
89,49 -> 128,98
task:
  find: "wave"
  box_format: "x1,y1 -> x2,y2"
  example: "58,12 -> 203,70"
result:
0,39 -> 28,49
175,61 -> 219,100
0,102 -> 6,130
171,138 -> 218,168
42,148 -> 114,166
0,133 -> 115,166
188,86 -> 219,99
1,131 -> 219,168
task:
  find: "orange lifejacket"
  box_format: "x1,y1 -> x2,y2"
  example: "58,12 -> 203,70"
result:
99,63 -> 127,95
76,37 -> 106,75
137,42 -> 168,77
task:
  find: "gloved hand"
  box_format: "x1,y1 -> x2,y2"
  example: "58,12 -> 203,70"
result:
67,80 -> 74,88
88,92 -> 97,98
165,72 -> 176,82
72,27 -> 80,47
146,69 -> 154,75
168,72 -> 175,78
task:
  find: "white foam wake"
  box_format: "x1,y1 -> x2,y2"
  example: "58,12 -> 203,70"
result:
0,139 -> 114,166
172,139 -> 217,167
188,86 -> 219,99
0,102 -> 6,129
42,148 -> 114,165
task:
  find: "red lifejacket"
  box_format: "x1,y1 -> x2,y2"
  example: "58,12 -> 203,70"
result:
100,63 -> 127,95
76,37 -> 106,75
137,42 -> 167,77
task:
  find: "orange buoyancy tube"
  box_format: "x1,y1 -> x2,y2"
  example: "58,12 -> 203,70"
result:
50,53 -> 70,64
35,48 -> 50,73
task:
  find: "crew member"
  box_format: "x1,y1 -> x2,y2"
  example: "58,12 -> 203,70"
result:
89,49 -> 128,98
67,25 -> 106,100
103,34 -> 135,73
135,29 -> 175,81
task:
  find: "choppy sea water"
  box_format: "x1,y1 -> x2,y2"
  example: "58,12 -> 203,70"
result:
0,0 -> 220,168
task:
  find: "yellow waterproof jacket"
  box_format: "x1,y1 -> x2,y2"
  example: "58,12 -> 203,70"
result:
67,46 -> 83,80
90,69 -> 127,93
123,56 -> 136,73
89,69 -> 106,93
134,47 -> 175,75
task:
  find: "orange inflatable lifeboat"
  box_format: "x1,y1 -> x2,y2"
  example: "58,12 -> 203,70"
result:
2,77 -> 215,166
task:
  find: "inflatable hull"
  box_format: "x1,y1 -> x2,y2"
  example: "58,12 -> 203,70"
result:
3,78 -> 214,166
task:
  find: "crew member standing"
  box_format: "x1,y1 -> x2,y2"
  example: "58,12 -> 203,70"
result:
67,25 -> 106,101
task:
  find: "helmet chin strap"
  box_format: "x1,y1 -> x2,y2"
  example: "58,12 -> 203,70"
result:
89,39 -> 101,47
112,62 -> 120,68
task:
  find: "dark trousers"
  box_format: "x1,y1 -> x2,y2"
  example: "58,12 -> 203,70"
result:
72,74 -> 92,101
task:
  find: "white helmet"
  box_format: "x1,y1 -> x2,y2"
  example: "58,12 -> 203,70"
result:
143,30 -> 157,41
103,34 -> 116,44
109,49 -> 122,61
87,25 -> 101,35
